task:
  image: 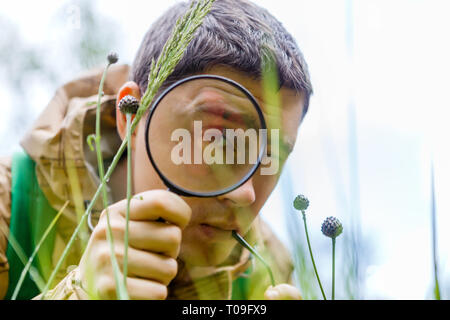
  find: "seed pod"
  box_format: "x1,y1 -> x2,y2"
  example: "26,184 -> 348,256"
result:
118,95 -> 140,114
321,216 -> 343,238
107,51 -> 119,64
293,194 -> 309,211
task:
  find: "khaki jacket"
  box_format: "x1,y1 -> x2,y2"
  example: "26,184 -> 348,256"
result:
0,64 -> 293,300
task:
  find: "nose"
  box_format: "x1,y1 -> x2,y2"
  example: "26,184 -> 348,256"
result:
217,178 -> 256,207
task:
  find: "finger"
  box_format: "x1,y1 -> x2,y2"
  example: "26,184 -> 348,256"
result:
116,190 -> 191,229
92,217 -> 182,258
98,275 -> 168,300
126,277 -> 168,300
92,241 -> 178,286
121,247 -> 178,286
127,220 -> 182,258
264,284 -> 302,300
264,286 -> 279,300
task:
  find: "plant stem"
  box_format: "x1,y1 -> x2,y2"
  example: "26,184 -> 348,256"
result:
123,113 -> 132,286
93,62 -> 128,300
431,163 -> 441,300
12,201 -> 69,300
232,230 -> 275,287
41,64 -> 129,300
301,211 -> 327,300
332,237 -> 336,300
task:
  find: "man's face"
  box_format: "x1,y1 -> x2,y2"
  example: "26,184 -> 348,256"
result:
131,66 -> 305,267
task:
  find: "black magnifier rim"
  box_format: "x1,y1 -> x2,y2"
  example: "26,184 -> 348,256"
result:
144,74 -> 267,198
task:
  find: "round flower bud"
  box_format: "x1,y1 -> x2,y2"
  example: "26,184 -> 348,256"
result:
321,216 -> 343,238
107,51 -> 119,64
118,95 -> 139,114
293,194 -> 309,211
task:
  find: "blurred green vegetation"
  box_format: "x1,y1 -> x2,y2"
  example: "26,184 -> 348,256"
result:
0,0 -> 119,154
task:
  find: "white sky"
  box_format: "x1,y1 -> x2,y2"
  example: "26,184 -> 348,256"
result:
1,0 -> 450,299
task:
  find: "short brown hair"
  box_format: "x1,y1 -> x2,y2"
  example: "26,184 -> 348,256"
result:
131,0 -> 313,113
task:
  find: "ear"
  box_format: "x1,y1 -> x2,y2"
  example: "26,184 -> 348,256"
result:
116,81 -> 141,149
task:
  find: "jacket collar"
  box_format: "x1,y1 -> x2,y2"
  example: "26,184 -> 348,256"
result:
20,64 -> 130,217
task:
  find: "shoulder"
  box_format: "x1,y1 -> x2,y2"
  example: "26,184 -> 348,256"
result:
0,156 -> 12,222
0,155 -> 12,299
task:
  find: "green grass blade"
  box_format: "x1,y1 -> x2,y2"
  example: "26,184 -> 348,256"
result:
11,201 -> 69,300
0,224 -> 46,292
431,163 -> 441,300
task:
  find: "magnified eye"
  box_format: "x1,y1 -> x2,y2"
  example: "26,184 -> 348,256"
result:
221,130 -> 236,151
146,76 -> 266,195
219,129 -> 246,165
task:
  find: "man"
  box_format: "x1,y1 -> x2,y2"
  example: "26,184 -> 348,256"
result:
0,0 -> 312,300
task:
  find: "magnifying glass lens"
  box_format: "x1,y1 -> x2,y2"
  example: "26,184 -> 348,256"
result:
147,77 -> 265,196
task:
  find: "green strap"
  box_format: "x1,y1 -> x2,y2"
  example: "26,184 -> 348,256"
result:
5,149 -> 58,299
231,276 -> 248,300
231,266 -> 251,300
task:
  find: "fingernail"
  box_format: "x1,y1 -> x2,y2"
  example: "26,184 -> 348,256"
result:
266,290 -> 280,300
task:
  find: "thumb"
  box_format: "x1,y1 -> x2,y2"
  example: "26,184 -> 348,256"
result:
264,284 -> 303,300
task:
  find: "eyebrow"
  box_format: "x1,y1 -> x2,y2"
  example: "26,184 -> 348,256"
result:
201,85 -> 295,155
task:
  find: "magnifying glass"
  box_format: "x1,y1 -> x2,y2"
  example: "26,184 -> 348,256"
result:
144,74 -> 267,197
87,75 -> 267,231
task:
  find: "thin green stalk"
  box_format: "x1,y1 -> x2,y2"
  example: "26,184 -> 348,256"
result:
40,0 -> 215,300
11,201 -> 69,300
123,113 -> 132,286
431,163 -> 441,300
93,62 -> 128,300
41,64 -> 128,300
301,211 -> 327,300
332,237 -> 336,300
0,224 -> 45,291
232,230 -> 275,287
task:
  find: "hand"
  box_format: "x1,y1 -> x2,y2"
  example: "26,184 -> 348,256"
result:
264,284 -> 303,300
78,189 -> 192,300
